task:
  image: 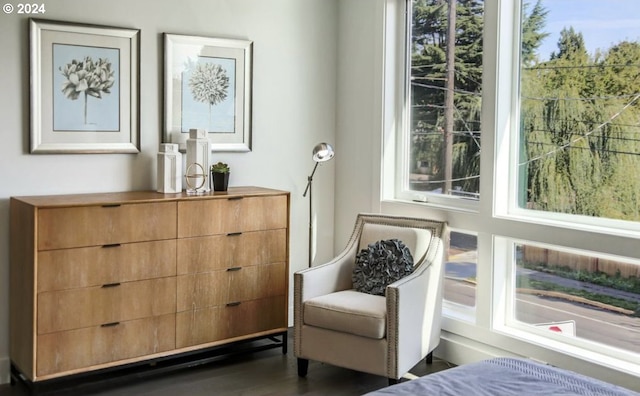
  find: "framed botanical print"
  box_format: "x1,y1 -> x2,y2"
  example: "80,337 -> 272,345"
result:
29,19 -> 140,153
164,33 -> 252,152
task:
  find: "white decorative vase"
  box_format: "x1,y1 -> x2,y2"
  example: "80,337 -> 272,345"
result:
157,143 -> 182,193
185,128 -> 210,194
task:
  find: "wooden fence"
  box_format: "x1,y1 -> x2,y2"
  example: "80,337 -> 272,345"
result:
522,245 -> 640,278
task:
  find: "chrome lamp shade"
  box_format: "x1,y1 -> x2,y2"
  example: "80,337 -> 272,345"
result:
311,143 -> 335,163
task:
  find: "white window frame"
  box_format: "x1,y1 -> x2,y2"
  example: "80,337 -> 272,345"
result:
493,3 -> 640,238
381,0 -> 640,379
392,0 -> 480,213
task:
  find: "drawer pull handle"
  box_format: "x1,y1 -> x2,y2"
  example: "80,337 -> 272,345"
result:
226,301 -> 241,307
102,243 -> 121,248
227,232 -> 242,237
227,267 -> 242,272
228,196 -> 244,201
101,322 -> 120,327
102,204 -> 121,208
102,282 -> 121,288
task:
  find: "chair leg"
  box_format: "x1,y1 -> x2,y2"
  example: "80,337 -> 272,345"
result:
281,331 -> 288,355
388,378 -> 400,386
425,351 -> 433,364
297,358 -> 309,377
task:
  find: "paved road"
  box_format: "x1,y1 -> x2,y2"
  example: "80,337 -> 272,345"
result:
444,278 -> 640,354
515,292 -> 640,353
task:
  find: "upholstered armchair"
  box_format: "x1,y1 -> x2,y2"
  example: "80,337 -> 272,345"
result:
294,213 -> 446,384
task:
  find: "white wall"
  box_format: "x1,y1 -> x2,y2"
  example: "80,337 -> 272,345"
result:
0,0 -> 338,383
334,0 -> 385,249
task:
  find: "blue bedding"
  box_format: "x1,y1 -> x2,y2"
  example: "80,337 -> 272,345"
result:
365,357 -> 639,396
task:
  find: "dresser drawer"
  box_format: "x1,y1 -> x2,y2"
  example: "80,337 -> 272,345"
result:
177,229 -> 286,274
176,295 -> 286,348
38,202 -> 177,250
38,240 -> 177,292
178,195 -> 287,237
37,277 -> 176,334
37,314 -> 175,378
176,262 -> 286,311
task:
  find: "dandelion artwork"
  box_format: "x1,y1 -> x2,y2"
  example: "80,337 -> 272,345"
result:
189,62 -> 229,126
53,44 -> 120,131
181,57 -> 236,133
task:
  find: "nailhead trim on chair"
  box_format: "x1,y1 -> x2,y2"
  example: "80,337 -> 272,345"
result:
293,272 -> 303,357
386,224 -> 445,378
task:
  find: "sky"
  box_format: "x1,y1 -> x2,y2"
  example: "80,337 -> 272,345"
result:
535,0 -> 640,60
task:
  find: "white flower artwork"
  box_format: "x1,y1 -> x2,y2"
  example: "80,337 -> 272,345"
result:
180,56 -> 236,133
52,44 -> 120,132
59,56 -> 115,126
188,62 -> 230,129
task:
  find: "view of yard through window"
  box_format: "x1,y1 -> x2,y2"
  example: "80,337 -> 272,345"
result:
410,0 -> 640,353
409,0 -> 483,198
515,244 -> 640,353
444,231 -> 477,308
519,1 -> 640,222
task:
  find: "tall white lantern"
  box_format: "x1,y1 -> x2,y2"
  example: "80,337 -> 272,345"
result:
185,128 -> 210,194
157,143 -> 182,193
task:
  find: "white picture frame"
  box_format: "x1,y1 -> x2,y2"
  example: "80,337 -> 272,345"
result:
30,19 -> 140,154
164,33 -> 252,152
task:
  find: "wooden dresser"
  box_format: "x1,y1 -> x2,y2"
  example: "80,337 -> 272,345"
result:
9,187 -> 289,382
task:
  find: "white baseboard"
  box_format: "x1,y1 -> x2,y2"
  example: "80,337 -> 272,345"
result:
0,356 -> 10,385
433,331 -> 518,367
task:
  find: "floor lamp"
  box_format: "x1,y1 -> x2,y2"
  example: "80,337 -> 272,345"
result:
303,142 -> 335,267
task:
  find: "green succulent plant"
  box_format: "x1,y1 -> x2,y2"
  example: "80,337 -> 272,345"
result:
210,161 -> 230,173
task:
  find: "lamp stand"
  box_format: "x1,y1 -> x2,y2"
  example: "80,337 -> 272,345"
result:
303,162 -> 319,268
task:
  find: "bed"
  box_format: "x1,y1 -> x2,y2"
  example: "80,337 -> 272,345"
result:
365,357 -> 639,396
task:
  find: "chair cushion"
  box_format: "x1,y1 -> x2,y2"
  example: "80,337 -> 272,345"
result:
303,290 -> 386,339
352,239 -> 414,296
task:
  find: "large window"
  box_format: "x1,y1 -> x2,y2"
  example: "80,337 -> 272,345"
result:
389,0 -> 640,377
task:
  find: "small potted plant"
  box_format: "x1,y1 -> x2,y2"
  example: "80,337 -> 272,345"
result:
210,161 -> 230,191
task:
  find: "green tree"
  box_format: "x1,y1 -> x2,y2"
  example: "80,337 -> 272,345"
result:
410,0 -> 484,194
521,27 -> 640,221
521,0 -> 550,66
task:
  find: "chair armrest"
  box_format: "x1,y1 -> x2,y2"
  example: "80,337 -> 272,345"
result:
385,238 -> 444,378
293,246 -> 358,358
294,246 -> 357,303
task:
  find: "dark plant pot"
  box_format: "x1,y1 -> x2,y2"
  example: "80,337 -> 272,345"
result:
212,172 -> 230,191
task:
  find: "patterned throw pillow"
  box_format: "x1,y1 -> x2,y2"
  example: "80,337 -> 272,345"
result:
352,239 -> 414,296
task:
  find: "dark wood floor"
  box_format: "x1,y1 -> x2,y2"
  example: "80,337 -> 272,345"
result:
0,329 -> 453,396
